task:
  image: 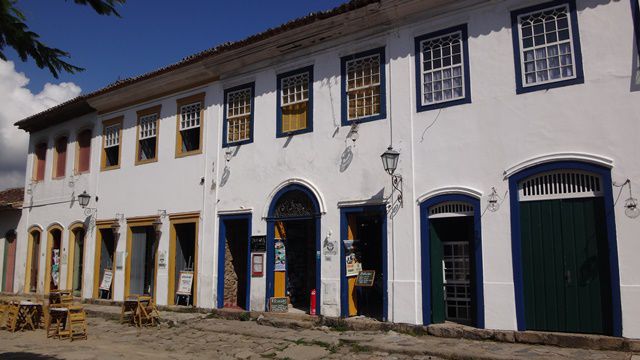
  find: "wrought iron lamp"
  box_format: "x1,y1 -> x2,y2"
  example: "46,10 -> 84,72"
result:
153,210 -> 167,237
77,191 -> 91,208
380,146 -> 403,210
487,187 -> 500,212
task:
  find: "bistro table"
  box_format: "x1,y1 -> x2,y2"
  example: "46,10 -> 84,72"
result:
17,301 -> 43,331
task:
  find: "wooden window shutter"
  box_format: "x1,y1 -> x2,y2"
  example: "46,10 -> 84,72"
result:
77,130 -> 91,173
55,137 -> 67,178
34,143 -> 47,181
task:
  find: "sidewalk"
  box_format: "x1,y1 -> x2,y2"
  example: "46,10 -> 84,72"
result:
82,303 -> 638,360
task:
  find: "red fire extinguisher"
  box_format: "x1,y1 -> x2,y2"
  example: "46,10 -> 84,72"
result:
310,289 -> 317,315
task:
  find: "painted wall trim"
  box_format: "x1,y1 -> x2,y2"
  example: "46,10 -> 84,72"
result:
416,186 -> 483,204
261,178 -> 327,219
503,152 -> 614,179
218,208 -> 254,215
337,199 -> 387,208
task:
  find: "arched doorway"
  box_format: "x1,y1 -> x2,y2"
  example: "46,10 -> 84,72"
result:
419,194 -> 484,328
508,161 -> 621,336
25,227 -> 41,293
2,230 -> 17,292
266,184 -> 321,314
45,225 -> 63,294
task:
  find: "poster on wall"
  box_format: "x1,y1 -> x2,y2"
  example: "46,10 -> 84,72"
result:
177,271 -> 194,295
343,240 -> 362,277
274,240 -> 286,272
99,269 -> 113,291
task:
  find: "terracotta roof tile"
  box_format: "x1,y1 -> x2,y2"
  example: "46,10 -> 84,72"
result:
0,187 -> 24,209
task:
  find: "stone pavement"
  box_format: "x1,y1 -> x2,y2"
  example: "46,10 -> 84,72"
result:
0,303 -> 637,360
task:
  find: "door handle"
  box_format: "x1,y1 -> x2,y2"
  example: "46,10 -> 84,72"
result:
564,270 -> 572,284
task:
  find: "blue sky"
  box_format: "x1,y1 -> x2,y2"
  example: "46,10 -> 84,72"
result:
0,0 -> 346,191
5,0 -> 346,94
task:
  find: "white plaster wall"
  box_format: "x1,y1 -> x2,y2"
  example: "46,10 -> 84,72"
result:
12,0 -> 640,338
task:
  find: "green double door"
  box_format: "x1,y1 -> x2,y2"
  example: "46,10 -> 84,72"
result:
520,197 -> 612,335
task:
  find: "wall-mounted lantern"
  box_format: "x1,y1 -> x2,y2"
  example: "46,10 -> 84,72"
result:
77,191 -> 91,208
380,146 -> 403,210
153,210 -> 167,237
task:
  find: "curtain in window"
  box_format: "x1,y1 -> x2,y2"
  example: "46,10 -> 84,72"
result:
282,103 -> 307,132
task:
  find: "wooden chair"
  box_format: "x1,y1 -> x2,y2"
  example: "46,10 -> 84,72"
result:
46,307 -> 68,338
120,298 -> 138,325
59,306 -> 87,341
136,296 -> 159,327
5,303 -> 19,332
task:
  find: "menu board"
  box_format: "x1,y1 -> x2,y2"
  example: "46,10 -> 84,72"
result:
99,269 -> 113,291
269,297 -> 288,312
176,271 -> 194,296
355,270 -> 376,287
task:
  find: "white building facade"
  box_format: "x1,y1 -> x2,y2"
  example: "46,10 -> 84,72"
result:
9,0 -> 640,339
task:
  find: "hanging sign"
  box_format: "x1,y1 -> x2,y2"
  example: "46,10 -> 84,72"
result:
274,240 -> 286,272
250,236 -> 266,252
99,269 -> 113,291
343,240 -> 362,277
269,297 -> 289,312
355,270 -> 376,287
176,271 -> 194,296
252,254 -> 264,277
52,249 -> 60,287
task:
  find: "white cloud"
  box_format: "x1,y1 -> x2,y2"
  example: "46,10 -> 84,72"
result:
0,60 -> 81,191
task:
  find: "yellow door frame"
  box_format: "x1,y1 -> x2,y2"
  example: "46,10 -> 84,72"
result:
124,216 -> 159,300
44,224 -> 64,294
93,221 -> 117,299
24,227 -> 42,293
67,222 -> 85,295
167,212 -> 199,306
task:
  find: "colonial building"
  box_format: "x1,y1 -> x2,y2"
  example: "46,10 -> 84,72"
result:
8,0 -> 640,339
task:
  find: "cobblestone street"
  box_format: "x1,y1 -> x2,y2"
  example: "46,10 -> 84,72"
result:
0,309 -> 637,360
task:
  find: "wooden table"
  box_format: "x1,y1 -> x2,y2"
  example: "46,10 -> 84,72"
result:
17,301 -> 42,331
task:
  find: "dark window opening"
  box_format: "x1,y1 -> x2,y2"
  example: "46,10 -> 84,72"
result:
98,229 -> 116,299
105,147 -> 119,167
72,229 -> 85,297
175,223 -> 196,306
181,128 -> 200,153
139,138 -> 156,161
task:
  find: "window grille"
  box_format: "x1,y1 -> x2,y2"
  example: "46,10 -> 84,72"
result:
429,202 -> 474,218
346,54 -> 381,120
443,241 -> 472,324
420,31 -> 465,105
281,72 -> 310,133
281,72 -> 309,106
517,4 -> 576,86
519,170 -> 603,201
226,88 -> 252,143
104,124 -> 120,148
139,114 -> 157,140
179,102 -> 201,131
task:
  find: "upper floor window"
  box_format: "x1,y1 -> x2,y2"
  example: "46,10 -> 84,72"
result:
511,0 -> 584,93
341,47 -> 386,125
136,105 -> 160,165
277,66 -> 313,137
53,136 -> 67,179
415,24 -> 471,112
75,129 -> 91,174
33,142 -> 47,182
176,93 -> 204,157
223,83 -> 254,147
101,117 -> 122,171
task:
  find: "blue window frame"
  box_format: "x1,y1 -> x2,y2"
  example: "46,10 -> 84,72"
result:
511,0 -> 584,94
414,24 -> 472,112
340,47 -> 387,126
223,82 -> 255,147
276,66 -> 314,138
632,0 -> 640,55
